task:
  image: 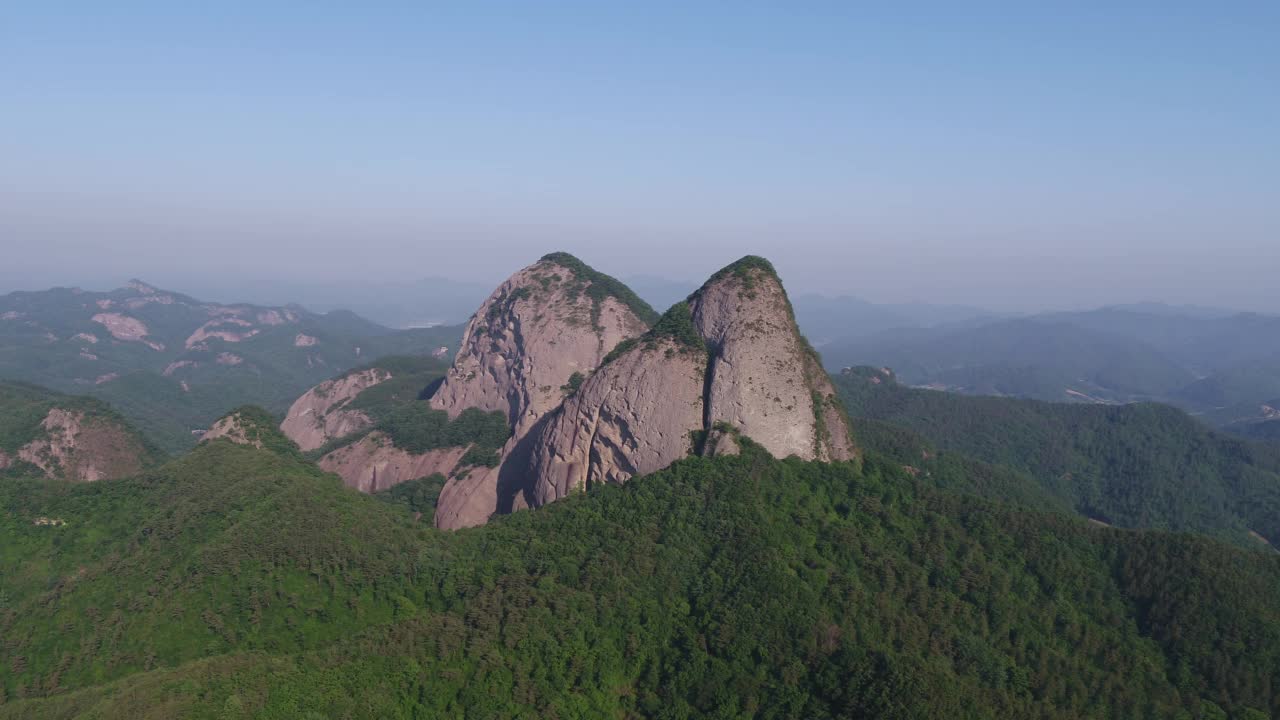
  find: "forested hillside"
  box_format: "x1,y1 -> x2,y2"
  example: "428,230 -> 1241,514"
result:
0,382 -> 163,481
2,437 -> 1278,718
834,367 -> 1280,548
0,281 -> 462,453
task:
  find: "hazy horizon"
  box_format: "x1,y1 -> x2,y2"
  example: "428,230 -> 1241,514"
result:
4,4 -> 1278,313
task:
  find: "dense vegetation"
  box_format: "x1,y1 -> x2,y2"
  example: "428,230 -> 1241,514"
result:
835,367 -> 1280,548
2,438 -> 1279,718
540,251 -> 661,328
311,401 -> 511,470
603,300 -> 708,367
374,473 -> 449,518
1231,418 -> 1280,443
375,405 -> 510,466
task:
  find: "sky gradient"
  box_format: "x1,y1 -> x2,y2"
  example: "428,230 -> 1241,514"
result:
3,2 -> 1278,311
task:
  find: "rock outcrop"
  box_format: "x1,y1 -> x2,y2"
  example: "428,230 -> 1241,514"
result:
528,334 -> 707,506
281,368 -> 391,451
431,253 -> 657,529
200,413 -> 264,448
429,252 -> 655,437
199,406 -> 295,453
692,258 -> 856,463
14,408 -> 150,482
527,256 -> 855,508
317,434 -> 467,493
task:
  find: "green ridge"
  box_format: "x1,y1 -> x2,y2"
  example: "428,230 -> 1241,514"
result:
206,405 -> 302,459
2,443 -> 1279,717
835,366 -> 1280,547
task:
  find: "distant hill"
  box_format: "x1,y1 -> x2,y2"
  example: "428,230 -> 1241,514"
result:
815,305 -> 1280,429
0,280 -> 463,453
834,366 -> 1280,547
821,318 -> 1195,403
0,381 -> 162,481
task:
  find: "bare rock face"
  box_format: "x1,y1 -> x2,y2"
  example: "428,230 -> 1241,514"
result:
691,260 -> 856,462
431,253 -> 656,529
528,336 -> 706,506
317,433 -> 466,493
280,368 -> 391,451
16,408 -> 148,482
525,257 -> 856,510
430,254 -> 653,437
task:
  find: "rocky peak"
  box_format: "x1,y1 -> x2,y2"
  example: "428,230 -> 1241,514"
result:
429,253 -> 656,529
690,256 -> 854,462
526,256 -> 856,509
201,406 -> 297,454
126,279 -> 160,295
430,252 -> 656,435
280,367 -> 391,451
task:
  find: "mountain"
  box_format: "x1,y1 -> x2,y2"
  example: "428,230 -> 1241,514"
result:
1210,397 -> 1280,442
289,253 -> 857,530
0,280 -> 463,453
821,318 -> 1196,403
281,253 -> 657,515
428,252 -> 659,528
528,256 -> 856,507
2,433 -> 1279,717
0,381 -> 162,481
813,305 -> 1280,429
791,293 -> 999,346
1174,362 -> 1280,411
834,366 -> 1280,547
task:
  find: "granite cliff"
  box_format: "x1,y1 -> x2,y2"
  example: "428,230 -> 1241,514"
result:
431,253 -> 657,529
527,256 -> 856,507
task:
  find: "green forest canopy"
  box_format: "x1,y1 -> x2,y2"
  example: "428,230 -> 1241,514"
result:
2,436 -> 1278,718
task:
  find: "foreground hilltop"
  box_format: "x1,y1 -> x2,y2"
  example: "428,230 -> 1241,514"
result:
2,433 -> 1278,718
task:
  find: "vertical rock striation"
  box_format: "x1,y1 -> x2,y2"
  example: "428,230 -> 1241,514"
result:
431,253 -> 657,529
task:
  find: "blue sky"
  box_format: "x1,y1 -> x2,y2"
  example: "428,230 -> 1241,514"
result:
2,2 -> 1278,310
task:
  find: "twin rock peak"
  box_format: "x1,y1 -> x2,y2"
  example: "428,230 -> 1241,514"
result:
429,252 -> 856,529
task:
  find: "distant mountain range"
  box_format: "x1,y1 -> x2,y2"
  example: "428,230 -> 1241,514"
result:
0,280 -> 462,452
817,304 -> 1280,432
